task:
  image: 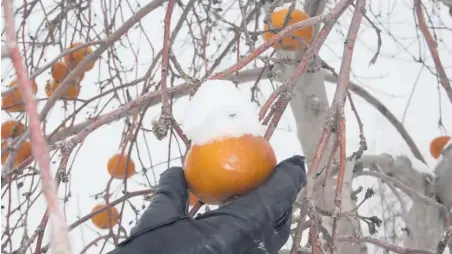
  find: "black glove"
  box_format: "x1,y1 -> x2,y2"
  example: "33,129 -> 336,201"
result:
108,155 -> 306,254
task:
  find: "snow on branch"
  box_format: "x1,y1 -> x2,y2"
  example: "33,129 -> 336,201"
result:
2,0 -> 71,253
354,151 -> 451,251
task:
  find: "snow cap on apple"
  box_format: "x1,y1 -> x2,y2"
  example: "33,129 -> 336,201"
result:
183,79 -> 265,145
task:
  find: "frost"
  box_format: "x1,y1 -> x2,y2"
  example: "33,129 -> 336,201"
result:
253,240 -> 268,253
182,80 -> 265,146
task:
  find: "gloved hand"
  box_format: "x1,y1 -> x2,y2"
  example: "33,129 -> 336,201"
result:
108,155 -> 307,254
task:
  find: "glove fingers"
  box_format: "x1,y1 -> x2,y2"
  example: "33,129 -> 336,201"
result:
201,155 -> 306,227
130,167 -> 188,235
230,155 -> 305,221
150,166 -> 188,217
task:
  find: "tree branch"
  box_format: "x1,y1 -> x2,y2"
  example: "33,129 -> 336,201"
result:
2,0 -> 71,253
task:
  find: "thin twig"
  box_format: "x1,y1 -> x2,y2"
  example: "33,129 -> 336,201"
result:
347,90 -> 367,159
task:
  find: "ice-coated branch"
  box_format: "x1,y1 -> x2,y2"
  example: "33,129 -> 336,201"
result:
229,67 -> 426,164
9,67 -> 424,179
263,0 -> 353,141
234,64 -> 449,252
330,1 -> 366,252
16,146 -> 73,254
2,0 -> 71,253
1,41 -> 103,97
355,151 -> 451,251
156,0 -> 177,140
339,235 -> 435,254
413,0 -> 452,105
323,74 -> 426,164
209,14 -> 329,80
39,188 -> 156,253
1,0 -> 169,176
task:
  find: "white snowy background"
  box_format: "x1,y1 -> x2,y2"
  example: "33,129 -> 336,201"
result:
1,0 -> 452,253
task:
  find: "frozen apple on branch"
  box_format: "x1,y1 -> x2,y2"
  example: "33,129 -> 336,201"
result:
182,80 -> 277,205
